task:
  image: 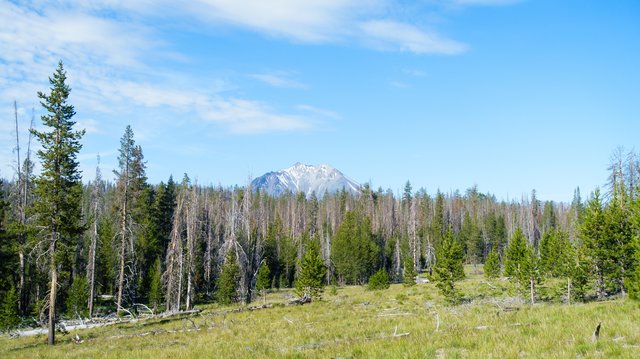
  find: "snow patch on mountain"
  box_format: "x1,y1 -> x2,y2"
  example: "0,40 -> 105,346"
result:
250,163 -> 360,197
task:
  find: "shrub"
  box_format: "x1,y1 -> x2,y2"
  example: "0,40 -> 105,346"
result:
403,256 -> 417,287
0,286 -> 20,332
484,249 -> 501,279
367,269 -> 390,290
66,277 -> 89,318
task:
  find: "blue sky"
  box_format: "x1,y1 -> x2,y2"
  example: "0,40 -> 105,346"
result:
1,0 -> 639,202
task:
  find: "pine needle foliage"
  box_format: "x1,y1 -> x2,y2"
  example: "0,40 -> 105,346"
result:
295,241 -> 326,299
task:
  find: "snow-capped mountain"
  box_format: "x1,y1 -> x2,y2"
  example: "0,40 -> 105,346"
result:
251,163 -> 361,197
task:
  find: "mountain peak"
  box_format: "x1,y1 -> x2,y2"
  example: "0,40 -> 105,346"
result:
251,163 -> 360,197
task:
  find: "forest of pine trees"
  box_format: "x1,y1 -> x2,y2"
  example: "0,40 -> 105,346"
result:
1,63 -> 640,344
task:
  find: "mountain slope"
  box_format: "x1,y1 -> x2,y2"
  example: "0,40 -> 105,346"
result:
251,163 -> 360,197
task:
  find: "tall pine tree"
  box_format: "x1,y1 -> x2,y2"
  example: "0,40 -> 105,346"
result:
31,61 -> 85,345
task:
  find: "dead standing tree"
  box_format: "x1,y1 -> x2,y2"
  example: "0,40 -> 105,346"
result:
164,176 -> 202,312
114,126 -> 134,314
164,178 -> 187,313
185,183 -> 200,311
86,156 -> 102,318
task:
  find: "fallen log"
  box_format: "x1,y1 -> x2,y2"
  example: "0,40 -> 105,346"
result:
287,294 -> 311,306
158,309 -> 201,319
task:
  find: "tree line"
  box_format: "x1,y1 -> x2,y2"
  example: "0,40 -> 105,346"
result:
1,63 -> 639,344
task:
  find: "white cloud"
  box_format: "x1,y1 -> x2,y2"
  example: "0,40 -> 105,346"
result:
250,71 -> 305,89
359,20 -> 466,54
183,0 -> 376,43
0,1 -> 314,137
203,98 -> 312,134
100,80 -> 313,134
182,0 -> 471,55
75,118 -> 100,134
297,105 -> 339,119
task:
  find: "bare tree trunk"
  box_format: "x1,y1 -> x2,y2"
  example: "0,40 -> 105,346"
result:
48,237 -> 57,345
204,192 -> 213,294
87,158 -> 101,318
87,220 -> 97,317
177,241 -> 183,311
530,277 -> 535,305
185,186 -> 198,310
13,100 -> 28,315
117,221 -> 126,313
116,169 -> 129,313
185,271 -> 192,310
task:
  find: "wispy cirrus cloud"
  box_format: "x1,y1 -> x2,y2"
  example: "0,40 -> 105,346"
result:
203,98 -> 312,134
249,71 -> 306,89
181,0 -> 375,43
0,1 -> 316,137
297,105 -> 340,119
359,20 -> 466,54
183,0 -> 468,55
0,0 -> 524,174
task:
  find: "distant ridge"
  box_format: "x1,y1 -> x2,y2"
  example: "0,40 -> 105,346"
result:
250,163 -> 361,197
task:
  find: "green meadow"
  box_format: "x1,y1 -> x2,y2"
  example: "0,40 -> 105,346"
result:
2,267 -> 639,358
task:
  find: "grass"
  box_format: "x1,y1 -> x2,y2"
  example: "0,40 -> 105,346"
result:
2,267 -> 640,358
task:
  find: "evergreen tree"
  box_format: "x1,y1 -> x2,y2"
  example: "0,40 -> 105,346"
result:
581,189 -> 606,298
539,229 -> 574,278
31,61 -> 85,345
520,245 -> 542,304
402,181 -> 412,206
402,256 -> 417,287
434,229 -> 464,304
295,241 -> 326,299
484,248 -> 501,279
484,212 -> 508,257
367,269 -> 390,290
602,199 -> 633,295
148,257 -> 163,311
541,201 -> 557,234
0,286 -> 19,332
263,216 -> 283,288
0,179 -> 15,295
256,261 -> 271,304
504,228 -> 528,279
156,177 -> 177,258
580,189 -> 633,297
627,197 -> 640,300
431,191 -> 446,248
66,277 -> 88,318
625,247 -> 640,300
331,211 -> 379,285
216,249 -> 241,305
459,212 -> 482,263
571,245 -> 591,302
